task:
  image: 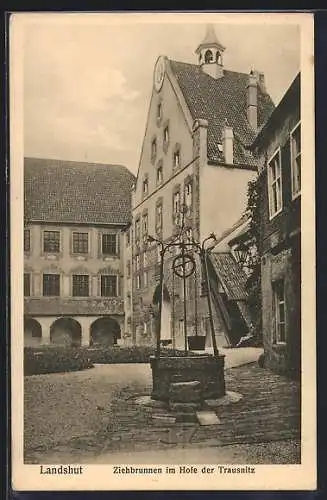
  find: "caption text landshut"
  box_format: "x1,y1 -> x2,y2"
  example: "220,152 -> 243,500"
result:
39,465 -> 256,476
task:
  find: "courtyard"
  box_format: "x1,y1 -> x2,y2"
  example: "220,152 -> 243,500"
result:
24,348 -> 301,465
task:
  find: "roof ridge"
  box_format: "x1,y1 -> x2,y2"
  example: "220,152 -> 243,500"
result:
169,58 -> 252,78
24,156 -> 132,171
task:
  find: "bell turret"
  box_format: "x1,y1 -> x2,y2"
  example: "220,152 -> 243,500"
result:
195,24 -> 225,79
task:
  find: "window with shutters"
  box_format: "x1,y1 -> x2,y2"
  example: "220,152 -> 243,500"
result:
101,275 -> 117,297
72,275 -> 89,297
43,274 -> 60,296
267,148 -> 283,219
43,230 -> 60,253
72,232 -> 89,254
290,121 -> 301,199
273,280 -> 286,344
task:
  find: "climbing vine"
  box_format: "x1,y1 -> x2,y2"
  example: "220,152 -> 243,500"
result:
244,171 -> 265,345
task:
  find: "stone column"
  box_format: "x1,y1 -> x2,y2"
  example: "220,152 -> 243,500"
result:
77,316 -> 95,346
39,317 -> 53,345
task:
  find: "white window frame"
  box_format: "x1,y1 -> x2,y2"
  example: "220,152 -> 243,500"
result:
290,121 -> 301,200
267,147 -> 283,220
273,280 -> 286,345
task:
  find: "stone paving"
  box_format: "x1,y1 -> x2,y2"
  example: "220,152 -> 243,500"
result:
25,360 -> 300,464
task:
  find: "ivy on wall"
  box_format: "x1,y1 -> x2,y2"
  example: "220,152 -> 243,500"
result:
244,171 -> 265,345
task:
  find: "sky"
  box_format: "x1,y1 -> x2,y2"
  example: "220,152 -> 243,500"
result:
22,14 -> 301,175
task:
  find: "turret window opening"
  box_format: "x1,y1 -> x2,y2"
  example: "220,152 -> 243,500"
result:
204,49 -> 213,64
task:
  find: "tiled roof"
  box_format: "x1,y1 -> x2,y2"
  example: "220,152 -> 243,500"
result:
169,60 -> 275,166
24,158 -> 135,225
210,252 -> 248,300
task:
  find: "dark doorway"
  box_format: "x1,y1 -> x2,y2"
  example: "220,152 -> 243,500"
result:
50,317 -> 82,347
90,317 -> 121,346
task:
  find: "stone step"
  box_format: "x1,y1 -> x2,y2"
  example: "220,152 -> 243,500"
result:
169,402 -> 202,413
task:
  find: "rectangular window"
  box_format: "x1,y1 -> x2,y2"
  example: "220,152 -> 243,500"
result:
43,274 -> 60,297
127,260 -> 131,278
157,165 -> 163,185
143,270 -> 148,288
24,229 -> 31,252
185,181 -> 193,209
101,275 -> 117,297
164,125 -> 169,145
102,233 -> 117,255
72,275 -> 89,297
273,280 -> 286,344
173,191 -> 180,213
267,149 -> 283,218
151,138 -> 157,162
126,228 -> 130,246
157,103 -> 162,120
135,218 -> 141,243
173,190 -> 180,224
24,273 -> 31,297
72,232 -> 89,254
142,213 -> 148,241
135,255 -> 141,272
136,275 -> 141,290
155,203 -> 163,232
142,177 -> 149,197
174,149 -> 180,169
291,122 -> 301,198
43,230 -> 60,253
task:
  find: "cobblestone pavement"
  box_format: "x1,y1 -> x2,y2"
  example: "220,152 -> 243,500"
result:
25,361 -> 300,464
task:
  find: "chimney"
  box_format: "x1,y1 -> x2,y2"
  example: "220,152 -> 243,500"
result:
223,122 -> 234,164
247,70 -> 258,130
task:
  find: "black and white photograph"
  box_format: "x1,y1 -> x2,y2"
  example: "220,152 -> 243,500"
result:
10,12 -> 315,491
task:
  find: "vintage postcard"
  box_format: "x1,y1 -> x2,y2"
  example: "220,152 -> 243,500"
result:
10,11 -> 316,491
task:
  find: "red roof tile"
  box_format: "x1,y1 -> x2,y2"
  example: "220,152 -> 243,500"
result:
24,158 -> 135,225
169,60 -> 275,166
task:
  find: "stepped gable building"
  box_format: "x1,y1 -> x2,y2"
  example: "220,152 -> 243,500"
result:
130,25 -> 275,348
251,73 -> 301,377
24,157 -> 135,347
